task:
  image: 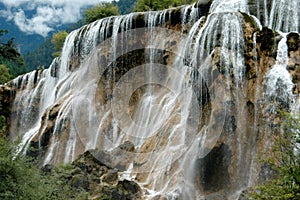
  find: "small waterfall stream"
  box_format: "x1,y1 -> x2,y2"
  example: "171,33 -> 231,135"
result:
264,34 -> 295,112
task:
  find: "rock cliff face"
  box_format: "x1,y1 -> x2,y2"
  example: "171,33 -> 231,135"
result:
1,0 -> 300,199
0,85 -> 15,137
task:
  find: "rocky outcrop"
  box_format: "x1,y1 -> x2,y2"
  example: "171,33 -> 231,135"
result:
287,32 -> 300,92
0,84 -> 15,137
43,147 -> 142,200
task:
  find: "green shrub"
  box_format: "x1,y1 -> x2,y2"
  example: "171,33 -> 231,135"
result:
0,137 -> 88,200
249,112 -> 300,199
134,0 -> 197,12
84,3 -> 119,24
51,31 -> 68,57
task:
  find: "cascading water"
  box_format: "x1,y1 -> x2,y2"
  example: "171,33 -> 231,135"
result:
251,0 -> 299,32
5,0 -> 300,199
264,34 -> 295,112
210,0 -> 248,13
269,0 -> 299,33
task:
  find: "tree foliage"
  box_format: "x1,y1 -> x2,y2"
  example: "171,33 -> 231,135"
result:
24,37 -> 54,71
0,138 -> 47,199
0,64 -> 11,84
113,0 -> 137,14
51,31 -> 68,57
0,98 -> 88,199
0,30 -> 26,79
133,0 -> 197,11
0,95 -> 6,137
84,3 -> 120,24
0,115 -> 5,137
249,112 -> 300,199
0,136 -> 88,200
24,21 -> 85,71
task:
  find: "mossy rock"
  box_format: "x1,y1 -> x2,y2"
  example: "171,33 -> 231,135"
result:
71,174 -> 89,190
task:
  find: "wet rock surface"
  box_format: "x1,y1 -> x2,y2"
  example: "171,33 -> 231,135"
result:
196,143 -> 231,193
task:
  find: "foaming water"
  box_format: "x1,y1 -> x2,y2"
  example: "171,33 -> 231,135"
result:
264,34 -> 295,112
210,0 -> 249,13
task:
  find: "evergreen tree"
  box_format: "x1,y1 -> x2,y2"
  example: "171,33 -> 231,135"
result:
113,0 -> 138,14
0,30 -> 26,79
24,37 -> 54,71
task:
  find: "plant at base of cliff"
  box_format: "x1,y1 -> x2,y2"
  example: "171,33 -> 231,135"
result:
0,137 -> 48,199
84,3 -> 119,24
0,115 -> 5,137
51,31 -> 68,57
249,112 -> 300,199
0,95 -> 7,137
0,137 -> 88,200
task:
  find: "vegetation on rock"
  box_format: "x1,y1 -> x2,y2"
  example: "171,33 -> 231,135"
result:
0,95 -> 6,137
0,137 -> 89,200
249,112 -> 300,199
0,65 -> 11,84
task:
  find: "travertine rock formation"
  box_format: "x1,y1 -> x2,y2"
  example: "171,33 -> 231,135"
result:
1,0 -> 299,199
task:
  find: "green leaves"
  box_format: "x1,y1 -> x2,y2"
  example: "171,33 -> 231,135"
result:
84,3 -> 119,24
113,0 -> 137,14
0,29 -> 26,79
249,112 -> 300,199
51,31 -> 68,57
133,0 -> 198,12
0,64 -> 11,84
0,136 -> 88,200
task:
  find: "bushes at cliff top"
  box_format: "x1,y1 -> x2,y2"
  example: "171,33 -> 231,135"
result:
84,3 -> 120,24
134,0 -> 198,11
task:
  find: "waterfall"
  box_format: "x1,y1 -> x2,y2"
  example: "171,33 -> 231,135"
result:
6,0 -> 299,199
251,0 -> 300,32
269,0 -> 299,32
264,34 -> 295,112
210,0 -> 249,13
